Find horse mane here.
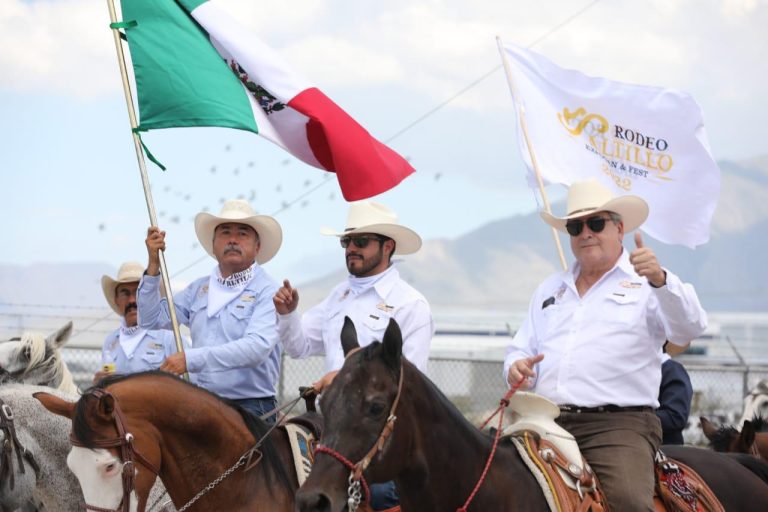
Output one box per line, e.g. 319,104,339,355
20,331,78,395
750,414,768,432
73,371,292,494
708,424,740,452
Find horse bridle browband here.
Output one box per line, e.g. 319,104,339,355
0,398,40,491
314,359,405,511
69,388,160,512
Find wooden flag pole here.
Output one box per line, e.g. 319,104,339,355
496,36,568,271
107,0,188,377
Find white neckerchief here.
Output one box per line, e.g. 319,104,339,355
119,320,146,358
207,263,256,317
347,264,394,297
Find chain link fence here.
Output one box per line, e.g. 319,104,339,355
60,347,768,446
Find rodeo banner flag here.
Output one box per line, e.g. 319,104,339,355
119,0,414,201
501,42,720,248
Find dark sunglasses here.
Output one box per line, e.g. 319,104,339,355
565,216,614,237
339,235,384,249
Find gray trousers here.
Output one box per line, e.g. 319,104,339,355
556,410,662,512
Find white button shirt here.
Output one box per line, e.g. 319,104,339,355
503,249,707,408
278,266,434,373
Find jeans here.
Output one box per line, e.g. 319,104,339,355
233,396,278,425
369,481,399,510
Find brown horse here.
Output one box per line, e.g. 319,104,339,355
34,371,304,512
701,415,768,460
296,318,768,512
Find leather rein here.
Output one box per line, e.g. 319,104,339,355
69,388,160,512
0,398,40,491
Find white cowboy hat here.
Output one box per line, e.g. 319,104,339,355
194,200,282,264
101,261,144,315
540,179,649,233
320,201,422,255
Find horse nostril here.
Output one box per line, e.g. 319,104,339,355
297,492,333,512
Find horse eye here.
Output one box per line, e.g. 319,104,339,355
368,402,385,418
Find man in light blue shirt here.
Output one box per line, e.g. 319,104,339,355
138,200,283,421
94,261,180,384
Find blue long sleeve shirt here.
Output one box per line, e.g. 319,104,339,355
137,268,281,400
656,357,693,445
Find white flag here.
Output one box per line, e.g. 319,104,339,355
502,42,720,248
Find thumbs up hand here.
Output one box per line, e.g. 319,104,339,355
629,232,666,287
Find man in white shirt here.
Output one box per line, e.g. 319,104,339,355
273,201,434,511
504,180,707,512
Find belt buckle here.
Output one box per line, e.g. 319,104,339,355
1,403,13,420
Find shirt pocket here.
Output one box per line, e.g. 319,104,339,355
230,301,256,321
140,350,165,366
362,311,392,342
605,293,641,325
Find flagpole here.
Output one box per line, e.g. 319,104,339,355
496,37,568,271
106,0,188,377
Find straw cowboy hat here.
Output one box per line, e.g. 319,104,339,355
540,179,649,233
101,261,144,315
194,200,282,264
320,201,422,255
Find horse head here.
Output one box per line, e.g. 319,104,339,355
0,321,77,393
701,414,768,461
34,376,162,512
297,316,410,512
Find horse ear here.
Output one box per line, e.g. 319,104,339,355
381,318,403,370
34,392,76,419
700,417,718,440
740,420,756,451
46,321,74,350
340,317,360,356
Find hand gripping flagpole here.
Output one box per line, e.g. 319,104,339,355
496,37,568,271
106,0,188,379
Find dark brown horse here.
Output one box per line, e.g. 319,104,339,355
297,318,768,512
35,371,305,512
701,415,768,460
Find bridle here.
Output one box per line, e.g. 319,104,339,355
0,398,40,491
314,358,405,512
69,388,160,512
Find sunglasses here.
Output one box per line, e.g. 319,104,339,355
565,216,614,237
339,235,384,249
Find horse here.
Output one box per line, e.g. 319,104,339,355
740,379,768,427
0,384,174,512
296,317,768,511
701,414,768,460
0,322,78,394
35,371,307,512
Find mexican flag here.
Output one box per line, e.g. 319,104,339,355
119,0,414,201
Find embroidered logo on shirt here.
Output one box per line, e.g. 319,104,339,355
198,284,209,297
149,342,163,350
240,294,256,302
619,280,643,289
376,302,394,313
109,339,119,351
339,289,350,301
555,284,567,300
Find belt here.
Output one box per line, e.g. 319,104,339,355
559,404,653,414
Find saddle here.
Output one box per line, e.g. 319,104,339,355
282,411,323,486
503,392,606,512
502,392,724,512
0,398,39,491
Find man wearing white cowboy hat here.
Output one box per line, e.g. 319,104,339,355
504,179,707,511
138,199,284,421
274,200,434,510
94,261,181,383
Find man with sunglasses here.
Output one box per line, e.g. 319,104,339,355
274,201,434,511
504,179,707,512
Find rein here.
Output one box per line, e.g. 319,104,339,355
0,398,40,491
70,388,159,512
315,359,405,512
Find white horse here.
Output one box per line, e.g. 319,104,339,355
740,378,768,427
0,385,174,512
0,322,78,394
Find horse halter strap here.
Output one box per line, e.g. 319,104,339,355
69,388,160,512
0,398,40,491
315,362,405,507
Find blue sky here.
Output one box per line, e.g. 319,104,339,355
2,0,766,287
